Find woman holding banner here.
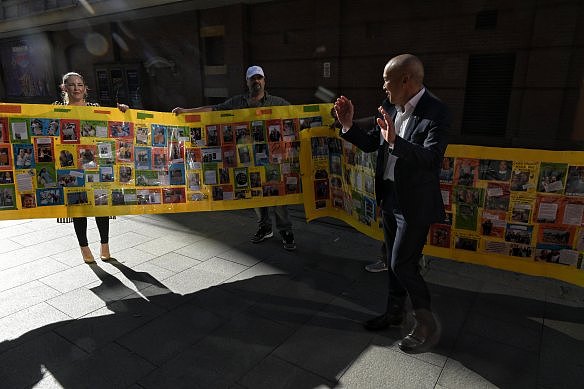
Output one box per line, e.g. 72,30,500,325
54,72,129,263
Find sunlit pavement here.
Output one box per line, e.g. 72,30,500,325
0,206,582,388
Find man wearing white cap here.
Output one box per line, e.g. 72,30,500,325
173,66,296,250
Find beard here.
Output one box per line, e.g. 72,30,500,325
250,83,263,96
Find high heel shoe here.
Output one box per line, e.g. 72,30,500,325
100,243,112,261
81,246,95,264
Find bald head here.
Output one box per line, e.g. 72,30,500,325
382,54,425,106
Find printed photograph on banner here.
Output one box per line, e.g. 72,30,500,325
440,184,452,211
116,140,134,163
284,141,300,162
479,159,512,182
311,137,329,158
187,171,201,191
30,118,50,136
57,169,85,187
314,179,329,201
249,169,262,188
300,116,323,130
80,120,106,138
538,224,575,247
78,145,97,169
0,144,13,170
265,164,281,183
364,174,374,196
151,124,167,147
212,185,224,201
221,124,234,145
34,137,54,163
137,189,161,204
206,125,219,146
331,189,344,210
565,166,584,196
480,210,506,238
203,163,218,185
20,192,36,208
66,190,89,205
354,148,376,171
118,165,133,184
263,182,283,197
0,118,8,141
285,173,300,194
0,171,13,184
112,188,137,205
10,118,29,142
218,168,230,185
109,121,133,139
505,223,533,245
439,157,454,183
169,142,184,163
510,201,533,224
0,185,16,209
234,123,251,144
135,125,149,145
330,175,342,190
189,127,203,146
454,233,479,251
510,161,537,191
36,187,63,206
561,199,584,225
535,195,561,223
429,224,451,248
201,147,222,163
537,162,568,194
170,164,185,185
152,147,168,170
453,158,479,187
330,153,342,176
190,191,208,201
251,120,266,143
222,185,234,200
237,144,251,166
266,119,282,142
282,160,300,175
85,170,100,184
235,189,249,200
364,196,375,224
329,138,342,155
15,169,34,192
163,187,185,204
535,244,577,266
508,243,534,259
136,170,161,186
454,186,484,207
60,119,80,144
13,144,34,169
96,141,114,165
343,140,356,165
135,147,152,170
483,240,508,255
253,143,269,166
36,163,56,188
99,166,114,182
282,118,299,141
185,148,202,170
455,203,478,231
158,171,170,186
222,145,237,168
93,189,109,205
268,142,283,164
575,228,584,251
484,182,510,211
168,126,187,143
443,211,453,225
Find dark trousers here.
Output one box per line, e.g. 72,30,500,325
382,209,432,312
73,217,109,247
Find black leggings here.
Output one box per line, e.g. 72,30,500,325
73,217,109,247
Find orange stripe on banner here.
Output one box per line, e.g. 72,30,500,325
185,115,201,123
256,109,272,115
94,110,111,115
0,105,22,113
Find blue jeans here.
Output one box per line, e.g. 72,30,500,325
255,206,292,233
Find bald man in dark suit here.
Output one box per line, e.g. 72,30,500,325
334,54,450,353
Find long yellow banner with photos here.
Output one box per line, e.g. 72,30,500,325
301,126,584,286
1,103,583,286
0,103,332,220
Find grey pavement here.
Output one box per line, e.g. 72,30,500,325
0,205,582,388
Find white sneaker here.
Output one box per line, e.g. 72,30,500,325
365,260,388,272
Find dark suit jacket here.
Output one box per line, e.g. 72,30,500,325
340,89,450,225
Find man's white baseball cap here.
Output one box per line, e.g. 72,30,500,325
246,65,265,79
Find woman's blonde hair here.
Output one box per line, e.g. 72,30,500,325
60,72,87,104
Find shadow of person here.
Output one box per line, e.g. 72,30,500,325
0,267,581,388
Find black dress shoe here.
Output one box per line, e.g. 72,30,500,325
363,312,404,331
